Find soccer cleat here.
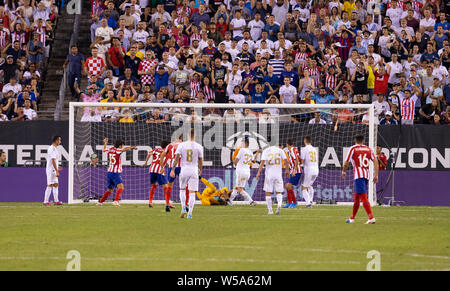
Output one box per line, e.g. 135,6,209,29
148,203,153,208
53,201,63,205
112,201,120,206
187,214,192,219
289,202,298,208
365,218,376,224
96,202,103,206
169,204,176,209
275,207,281,215
249,201,256,206
305,204,312,209
180,211,187,218
282,203,291,208
346,218,355,223
43,202,51,206
268,210,274,215
165,205,170,212
227,200,233,206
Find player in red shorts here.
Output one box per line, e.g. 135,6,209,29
342,134,379,224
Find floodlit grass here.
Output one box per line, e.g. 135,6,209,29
0,203,449,271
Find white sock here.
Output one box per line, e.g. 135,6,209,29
276,194,282,208
44,187,52,203
52,187,59,202
241,190,253,202
230,189,238,201
188,192,195,216
180,189,186,212
302,189,310,204
266,196,272,212
308,187,314,205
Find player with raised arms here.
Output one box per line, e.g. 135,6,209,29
342,134,378,224
300,135,319,208
143,140,170,210
283,139,302,208
229,138,259,206
43,135,63,206
98,138,137,206
256,144,288,215
171,128,203,219
160,135,183,210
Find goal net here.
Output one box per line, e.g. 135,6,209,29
69,103,377,205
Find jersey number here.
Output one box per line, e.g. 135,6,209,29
109,154,116,165
309,151,317,162
267,153,281,165
358,154,370,167
243,154,252,165
186,149,193,162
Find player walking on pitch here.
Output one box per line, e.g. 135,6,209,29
300,136,319,208
43,136,63,206
283,139,302,208
256,145,288,215
342,134,378,224
171,129,203,219
143,140,170,210
229,138,259,206
160,135,183,210
98,138,137,206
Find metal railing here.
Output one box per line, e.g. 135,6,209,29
54,6,81,121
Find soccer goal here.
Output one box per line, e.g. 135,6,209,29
68,102,377,206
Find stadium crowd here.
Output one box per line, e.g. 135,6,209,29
39,1,450,124
0,0,59,121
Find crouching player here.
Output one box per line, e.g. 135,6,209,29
143,140,170,210
196,176,232,206
342,134,378,224
283,139,302,208
229,138,259,205
98,138,137,206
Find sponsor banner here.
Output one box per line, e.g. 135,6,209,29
1,167,449,206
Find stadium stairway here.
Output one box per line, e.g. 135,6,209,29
38,1,92,120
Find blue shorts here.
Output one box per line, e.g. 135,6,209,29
354,178,369,194
167,167,181,183
150,172,168,185
288,173,302,186
107,172,123,189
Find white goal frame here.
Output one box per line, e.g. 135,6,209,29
68,102,376,206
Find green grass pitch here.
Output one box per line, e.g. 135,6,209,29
0,203,449,271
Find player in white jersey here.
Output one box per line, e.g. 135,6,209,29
300,136,319,208
43,136,62,205
171,129,203,219
229,138,260,205
256,145,288,215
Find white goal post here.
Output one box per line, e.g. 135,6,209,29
69,102,376,206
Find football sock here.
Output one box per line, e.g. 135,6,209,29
99,190,112,203
114,188,123,201
149,184,157,203
289,189,297,203
185,187,189,206
276,194,282,208
302,189,309,204
308,187,314,205
360,193,374,219
286,189,292,203
266,196,273,212
167,186,172,203
351,193,360,219
241,190,253,202
164,187,170,205
188,192,195,216
44,187,52,203
230,189,238,201
52,187,59,202
180,189,186,211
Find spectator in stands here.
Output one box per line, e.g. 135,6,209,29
0,150,7,167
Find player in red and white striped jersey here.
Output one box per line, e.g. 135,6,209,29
143,140,170,209
283,139,302,208
161,136,185,210
342,134,379,224
98,138,137,206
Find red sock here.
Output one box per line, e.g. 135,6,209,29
185,186,189,206
290,189,297,203
114,188,123,201
360,193,374,219
286,189,292,203
149,184,157,204
167,186,172,204
164,187,170,205
99,190,112,203
351,193,360,219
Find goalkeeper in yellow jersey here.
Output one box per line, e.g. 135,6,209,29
196,176,232,206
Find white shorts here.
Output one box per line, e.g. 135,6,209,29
302,169,319,187
235,169,250,188
263,174,284,193
46,169,58,185
179,167,199,192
